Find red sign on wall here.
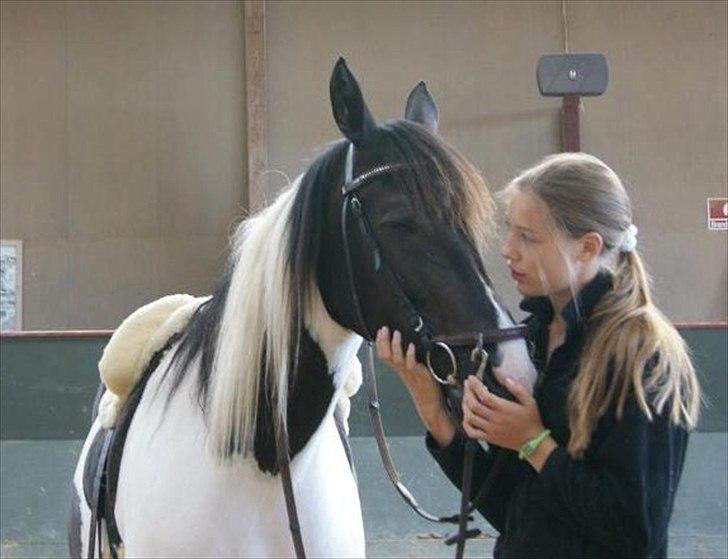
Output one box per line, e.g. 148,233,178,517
707,198,728,231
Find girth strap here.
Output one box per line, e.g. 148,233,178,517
87,429,114,559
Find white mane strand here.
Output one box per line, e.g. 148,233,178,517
207,180,299,460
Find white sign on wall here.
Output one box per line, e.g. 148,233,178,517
0,240,23,331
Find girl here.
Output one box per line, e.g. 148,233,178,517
376,152,700,558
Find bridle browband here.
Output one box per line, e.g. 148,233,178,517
279,142,529,559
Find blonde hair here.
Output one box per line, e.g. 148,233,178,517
506,152,701,459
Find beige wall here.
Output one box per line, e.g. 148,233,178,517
266,0,727,322
1,0,245,329
2,0,726,328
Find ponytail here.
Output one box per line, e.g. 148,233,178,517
567,250,700,458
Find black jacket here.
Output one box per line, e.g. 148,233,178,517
426,272,689,558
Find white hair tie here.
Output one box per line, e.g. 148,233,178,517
620,224,638,252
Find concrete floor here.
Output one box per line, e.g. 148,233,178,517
1,434,726,558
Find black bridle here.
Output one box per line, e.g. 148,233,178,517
279,143,529,559
340,142,526,358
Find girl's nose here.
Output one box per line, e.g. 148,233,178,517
501,233,517,262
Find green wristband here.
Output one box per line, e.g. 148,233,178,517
518,429,551,461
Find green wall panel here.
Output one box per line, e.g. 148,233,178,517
0,337,107,440
1,328,726,440
680,329,728,432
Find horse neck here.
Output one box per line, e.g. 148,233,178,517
252,290,362,473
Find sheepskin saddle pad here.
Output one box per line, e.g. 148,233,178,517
97,294,208,428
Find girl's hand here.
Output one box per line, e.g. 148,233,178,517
375,327,455,447
461,376,544,451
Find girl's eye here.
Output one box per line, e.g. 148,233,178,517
519,230,542,244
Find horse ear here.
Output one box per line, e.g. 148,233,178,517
329,57,377,146
404,82,439,134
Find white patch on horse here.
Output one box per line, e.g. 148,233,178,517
113,346,364,557
483,283,538,392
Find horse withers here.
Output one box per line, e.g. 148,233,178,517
69,58,535,558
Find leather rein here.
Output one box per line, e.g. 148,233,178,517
278,143,528,559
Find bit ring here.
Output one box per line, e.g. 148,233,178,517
426,342,458,385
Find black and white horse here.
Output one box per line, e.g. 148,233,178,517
69,58,534,558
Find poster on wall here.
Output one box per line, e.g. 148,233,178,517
0,240,23,331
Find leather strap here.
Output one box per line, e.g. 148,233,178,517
277,427,306,558
433,325,529,346
456,439,481,558
342,142,530,545
341,196,375,340
342,164,405,196
363,342,464,524
87,428,114,559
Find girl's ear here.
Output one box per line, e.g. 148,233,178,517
578,232,604,262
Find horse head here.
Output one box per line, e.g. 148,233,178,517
290,58,533,390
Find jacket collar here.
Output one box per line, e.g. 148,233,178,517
519,271,613,334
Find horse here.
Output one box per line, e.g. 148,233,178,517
68,57,535,558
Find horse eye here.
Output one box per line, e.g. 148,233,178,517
380,219,417,232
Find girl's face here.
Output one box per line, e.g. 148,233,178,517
501,189,585,301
